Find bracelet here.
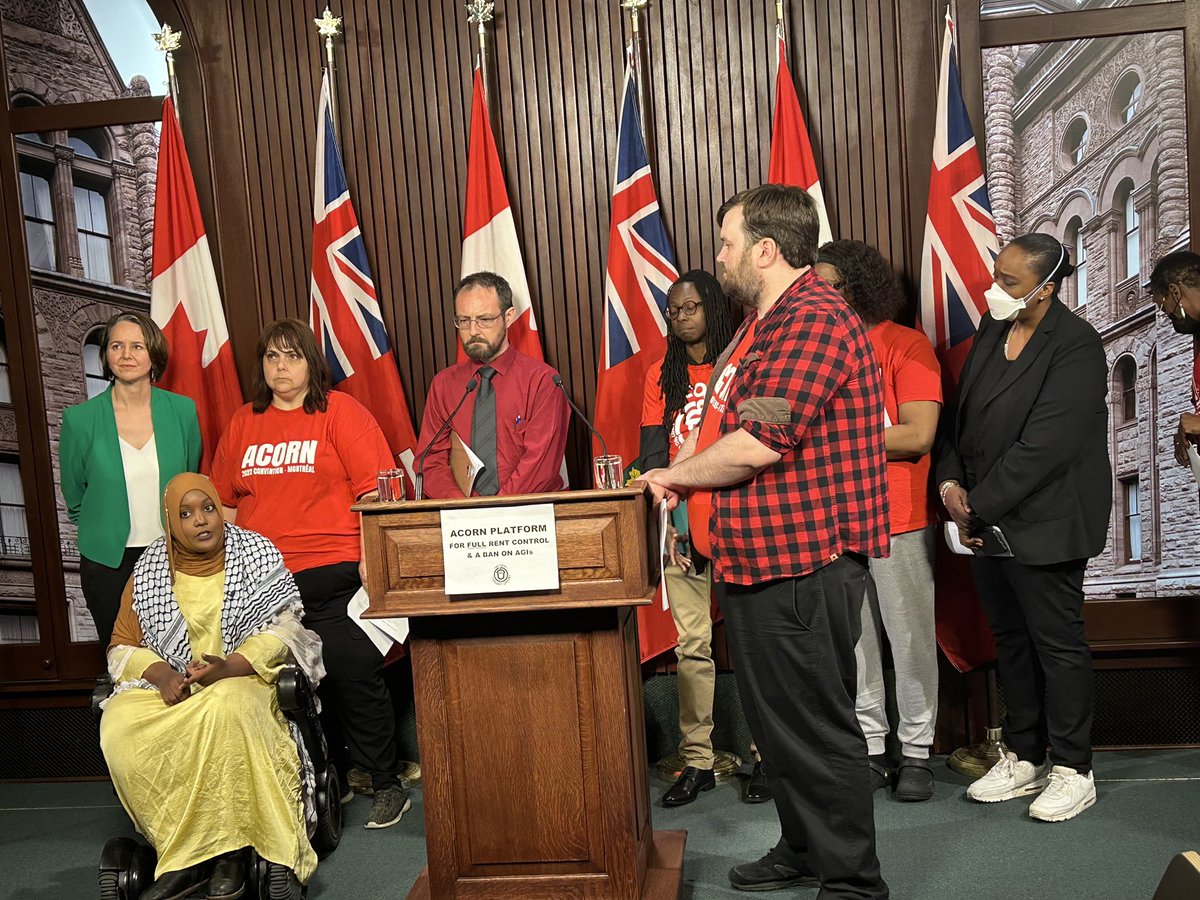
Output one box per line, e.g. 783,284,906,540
938,480,960,504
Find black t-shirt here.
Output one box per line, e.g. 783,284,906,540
961,326,1013,489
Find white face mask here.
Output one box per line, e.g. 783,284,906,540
984,244,1066,322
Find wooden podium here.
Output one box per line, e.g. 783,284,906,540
355,487,685,900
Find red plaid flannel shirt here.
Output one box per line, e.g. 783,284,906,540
711,270,890,584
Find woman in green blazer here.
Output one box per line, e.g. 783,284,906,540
60,312,201,646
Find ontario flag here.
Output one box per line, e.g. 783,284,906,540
597,47,679,662
919,13,998,673
459,66,542,362
768,23,832,246
309,72,420,485
150,96,243,473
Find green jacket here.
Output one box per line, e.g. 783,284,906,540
60,386,202,568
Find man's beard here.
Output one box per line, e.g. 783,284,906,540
463,331,505,361
721,259,763,310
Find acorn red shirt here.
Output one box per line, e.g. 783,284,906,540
870,320,942,534
210,391,393,574
688,322,758,561
641,358,715,461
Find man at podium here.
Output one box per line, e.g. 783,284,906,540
417,271,569,498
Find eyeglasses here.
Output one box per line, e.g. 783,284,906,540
452,313,504,330
665,301,701,320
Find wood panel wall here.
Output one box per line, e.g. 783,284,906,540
156,0,943,482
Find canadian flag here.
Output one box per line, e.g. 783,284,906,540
459,67,542,362
460,68,568,488
768,25,833,246
150,97,243,473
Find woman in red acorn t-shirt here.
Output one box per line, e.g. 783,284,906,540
210,319,409,830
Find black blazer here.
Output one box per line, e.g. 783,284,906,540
935,299,1112,566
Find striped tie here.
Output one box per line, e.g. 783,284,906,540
471,366,499,496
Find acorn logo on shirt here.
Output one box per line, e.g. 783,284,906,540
671,381,709,449
240,440,318,476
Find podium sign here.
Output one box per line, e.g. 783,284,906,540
439,503,560,594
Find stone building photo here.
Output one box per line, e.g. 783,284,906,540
0,0,160,643
982,26,1196,600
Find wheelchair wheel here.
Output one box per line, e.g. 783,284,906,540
98,837,156,900
253,857,304,900
311,762,343,857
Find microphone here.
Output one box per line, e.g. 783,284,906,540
551,374,610,460
414,377,478,500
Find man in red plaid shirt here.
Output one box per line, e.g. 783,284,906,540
642,184,890,899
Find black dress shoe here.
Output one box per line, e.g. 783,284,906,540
662,765,716,806
141,863,209,900
744,760,772,803
206,850,246,899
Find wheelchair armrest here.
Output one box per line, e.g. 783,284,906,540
276,665,305,713
91,675,114,726
276,665,330,772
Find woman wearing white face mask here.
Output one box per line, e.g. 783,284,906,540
934,232,1111,823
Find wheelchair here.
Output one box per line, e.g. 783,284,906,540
93,666,343,900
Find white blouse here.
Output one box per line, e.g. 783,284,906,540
119,435,163,547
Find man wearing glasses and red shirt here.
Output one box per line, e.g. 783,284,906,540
417,271,569,499
640,185,891,900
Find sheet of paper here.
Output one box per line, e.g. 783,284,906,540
440,503,560,595
1188,443,1200,486
943,521,975,556
462,440,485,494
659,503,670,610
346,587,408,653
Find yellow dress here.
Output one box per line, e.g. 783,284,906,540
100,571,317,882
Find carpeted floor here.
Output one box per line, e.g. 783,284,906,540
1,749,1197,899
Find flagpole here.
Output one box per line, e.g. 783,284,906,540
152,24,182,114
314,5,344,130
466,0,496,107
621,0,655,163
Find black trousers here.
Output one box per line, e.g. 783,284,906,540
293,561,401,792
79,546,146,649
717,554,888,900
970,556,1093,773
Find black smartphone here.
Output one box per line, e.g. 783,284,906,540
975,526,1013,558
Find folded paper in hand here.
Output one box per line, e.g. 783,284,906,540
347,587,408,654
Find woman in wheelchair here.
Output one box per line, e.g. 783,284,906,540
100,473,324,900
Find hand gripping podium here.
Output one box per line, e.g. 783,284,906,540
354,487,685,899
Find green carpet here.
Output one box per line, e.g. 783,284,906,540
1,749,1197,899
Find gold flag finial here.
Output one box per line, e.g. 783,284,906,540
314,5,343,40
465,0,495,28
152,23,182,109
152,23,182,54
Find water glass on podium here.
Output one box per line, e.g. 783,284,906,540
593,455,623,490
377,467,406,502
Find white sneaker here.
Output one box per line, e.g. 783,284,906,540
966,751,1049,802
1029,766,1096,822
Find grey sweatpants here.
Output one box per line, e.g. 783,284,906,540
854,526,939,759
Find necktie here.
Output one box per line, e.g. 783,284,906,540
471,366,499,496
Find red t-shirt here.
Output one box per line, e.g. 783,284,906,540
641,358,715,461
689,321,758,560
870,320,942,534
210,391,394,574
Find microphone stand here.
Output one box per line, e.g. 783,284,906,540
415,378,478,500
